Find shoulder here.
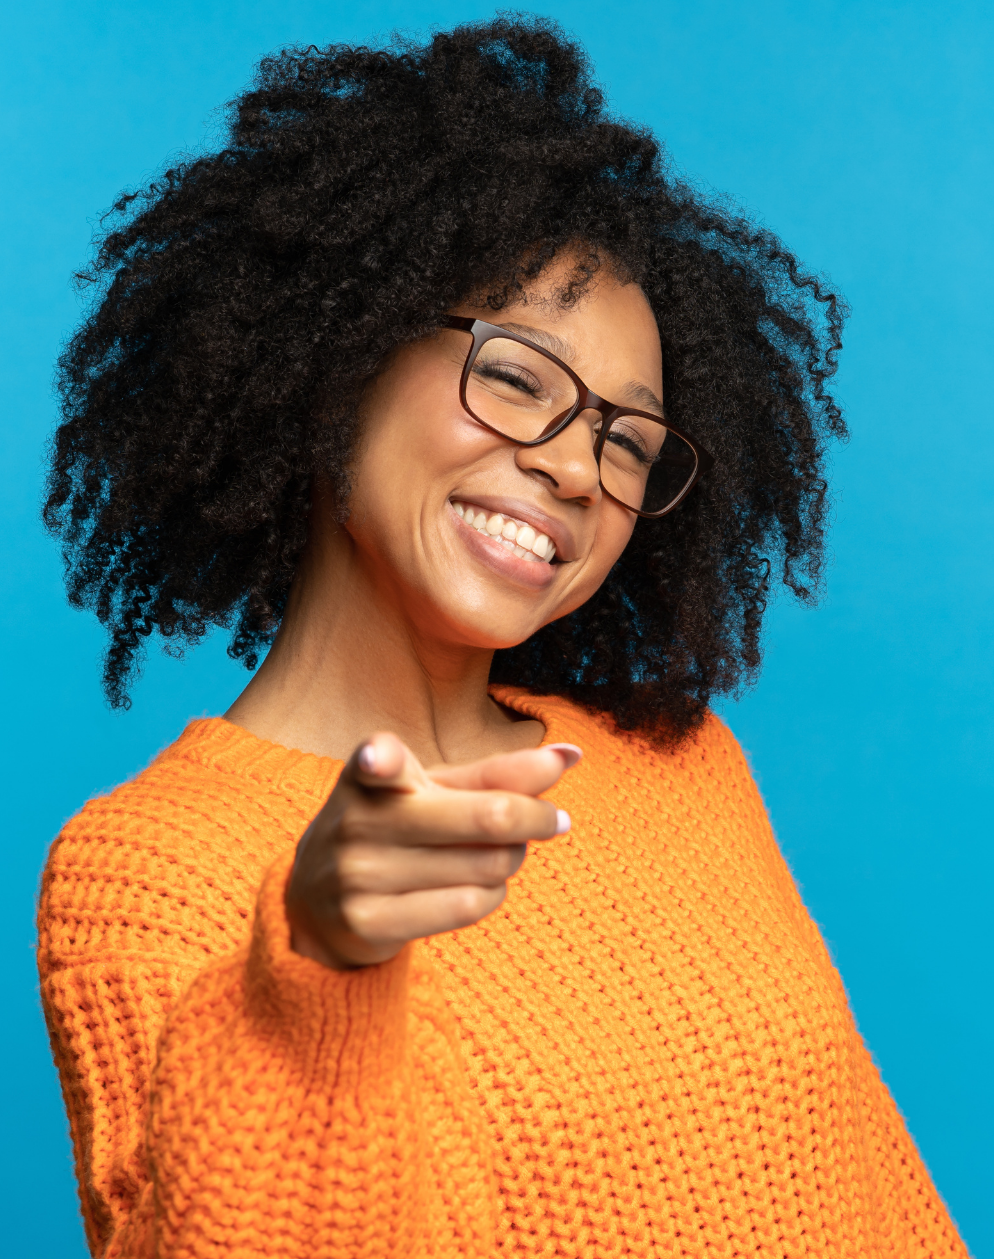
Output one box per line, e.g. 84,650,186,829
494,690,789,897
63,716,338,828
493,685,773,845
42,719,340,906
38,719,340,967
493,684,755,792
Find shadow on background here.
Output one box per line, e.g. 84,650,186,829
3,1,990,1254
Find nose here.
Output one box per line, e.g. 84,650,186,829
513,409,602,503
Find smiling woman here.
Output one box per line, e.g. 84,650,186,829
36,16,967,1259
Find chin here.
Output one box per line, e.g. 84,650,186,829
431,599,544,653
460,621,541,653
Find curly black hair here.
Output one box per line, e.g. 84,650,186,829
46,15,846,742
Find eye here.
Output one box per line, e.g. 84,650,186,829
605,423,653,465
473,359,543,397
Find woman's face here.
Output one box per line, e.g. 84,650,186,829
342,258,663,652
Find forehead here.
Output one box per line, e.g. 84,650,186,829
480,273,663,410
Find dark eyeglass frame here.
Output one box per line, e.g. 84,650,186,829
444,315,714,519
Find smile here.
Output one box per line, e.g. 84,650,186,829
451,501,557,563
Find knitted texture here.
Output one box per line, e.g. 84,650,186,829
37,687,967,1259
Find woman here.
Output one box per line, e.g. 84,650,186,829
39,18,966,1259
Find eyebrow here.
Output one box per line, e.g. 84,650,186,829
497,322,577,363
496,321,664,417
622,380,664,416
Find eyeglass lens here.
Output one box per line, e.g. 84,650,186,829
466,336,698,515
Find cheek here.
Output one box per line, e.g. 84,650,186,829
366,399,494,492
587,503,637,581
553,503,636,622
346,398,499,552
406,404,499,471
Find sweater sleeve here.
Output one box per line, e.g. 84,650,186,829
703,717,968,1257
849,1026,968,1256
38,834,497,1259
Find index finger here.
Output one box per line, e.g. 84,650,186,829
427,743,582,795
356,785,570,847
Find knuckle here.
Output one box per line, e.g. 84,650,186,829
335,844,380,891
450,885,495,927
477,794,517,838
340,895,387,940
335,805,375,847
475,846,514,884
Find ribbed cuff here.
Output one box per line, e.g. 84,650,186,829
245,850,412,1093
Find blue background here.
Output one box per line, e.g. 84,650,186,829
2,2,991,1255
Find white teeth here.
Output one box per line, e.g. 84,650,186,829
450,501,558,563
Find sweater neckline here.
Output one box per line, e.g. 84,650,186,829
165,685,582,800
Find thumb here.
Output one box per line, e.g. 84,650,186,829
347,731,432,794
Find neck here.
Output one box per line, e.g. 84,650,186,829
224,513,542,765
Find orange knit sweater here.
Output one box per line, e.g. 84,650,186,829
38,687,967,1259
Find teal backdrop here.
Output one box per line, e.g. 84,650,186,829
2,2,991,1254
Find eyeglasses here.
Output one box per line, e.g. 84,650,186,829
444,316,713,518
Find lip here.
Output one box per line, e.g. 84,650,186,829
447,494,577,562
448,504,562,589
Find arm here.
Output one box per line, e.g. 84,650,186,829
38,735,572,1258
39,845,496,1259
850,1033,969,1257
703,717,968,1258
150,853,497,1258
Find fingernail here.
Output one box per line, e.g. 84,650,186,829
555,809,572,835
358,743,377,773
547,743,583,769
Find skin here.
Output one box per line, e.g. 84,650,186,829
226,254,664,969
